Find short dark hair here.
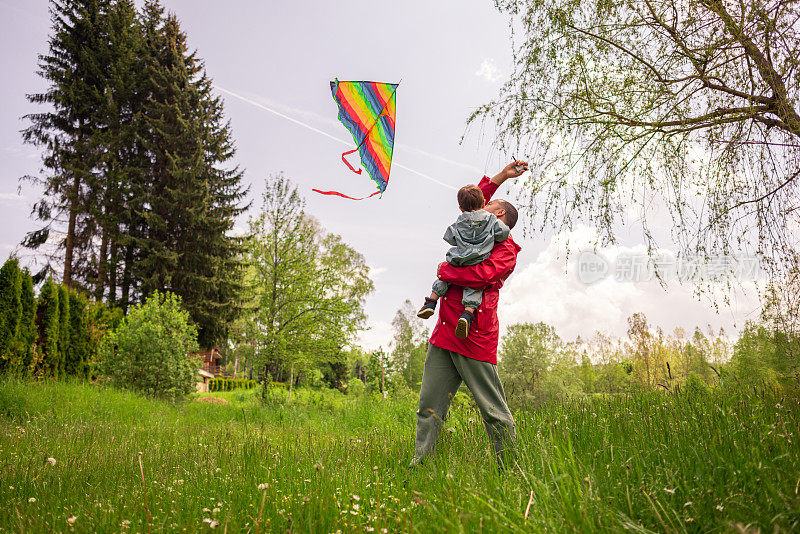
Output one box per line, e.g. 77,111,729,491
491,199,518,229
457,185,485,212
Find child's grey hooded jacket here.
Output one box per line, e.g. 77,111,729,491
443,209,510,267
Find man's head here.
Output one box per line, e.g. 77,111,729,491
457,184,485,212
485,199,518,229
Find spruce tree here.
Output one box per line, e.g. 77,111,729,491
23,0,116,286
35,278,60,377
92,0,146,302
0,258,23,373
135,2,247,347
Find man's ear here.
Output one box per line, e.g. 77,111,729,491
495,208,506,220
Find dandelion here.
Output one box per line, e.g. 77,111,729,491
258,483,268,491
67,515,77,525
46,457,56,466
28,497,36,503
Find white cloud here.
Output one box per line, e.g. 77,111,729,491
357,320,393,352
369,266,388,279
475,58,502,84
499,225,762,341
0,192,25,201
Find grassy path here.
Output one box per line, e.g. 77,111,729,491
0,380,798,532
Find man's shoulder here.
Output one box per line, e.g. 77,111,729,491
493,235,521,253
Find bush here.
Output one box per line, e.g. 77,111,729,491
0,258,22,374
66,291,89,377
16,272,36,375
56,285,70,378
347,377,366,396
34,278,60,377
208,377,257,391
100,292,199,399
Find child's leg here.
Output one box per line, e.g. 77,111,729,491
455,288,483,339
461,287,483,311
431,280,449,298
418,280,450,319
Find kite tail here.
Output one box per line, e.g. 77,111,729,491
311,188,380,200
316,122,383,200
340,148,362,175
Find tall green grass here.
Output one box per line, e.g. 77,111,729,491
0,379,798,532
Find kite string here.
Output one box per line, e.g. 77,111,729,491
214,85,458,191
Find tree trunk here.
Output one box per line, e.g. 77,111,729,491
95,225,109,301
287,363,294,404
108,236,118,304
63,171,80,288
121,241,134,312
380,351,386,398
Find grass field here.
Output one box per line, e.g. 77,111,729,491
0,380,798,533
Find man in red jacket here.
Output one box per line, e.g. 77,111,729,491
412,160,527,468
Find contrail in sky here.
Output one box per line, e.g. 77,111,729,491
214,85,458,191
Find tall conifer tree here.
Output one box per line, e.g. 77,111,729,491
23,0,115,286
135,2,248,347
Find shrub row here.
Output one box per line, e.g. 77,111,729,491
209,378,257,392
0,257,120,379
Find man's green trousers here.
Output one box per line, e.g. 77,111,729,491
414,343,516,465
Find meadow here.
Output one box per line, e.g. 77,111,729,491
0,380,798,533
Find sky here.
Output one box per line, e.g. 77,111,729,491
0,0,763,351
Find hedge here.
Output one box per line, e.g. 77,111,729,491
208,378,257,392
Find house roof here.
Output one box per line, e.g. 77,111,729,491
197,369,215,379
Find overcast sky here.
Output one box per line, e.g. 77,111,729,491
0,0,762,350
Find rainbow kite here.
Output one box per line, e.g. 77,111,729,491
313,79,398,200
